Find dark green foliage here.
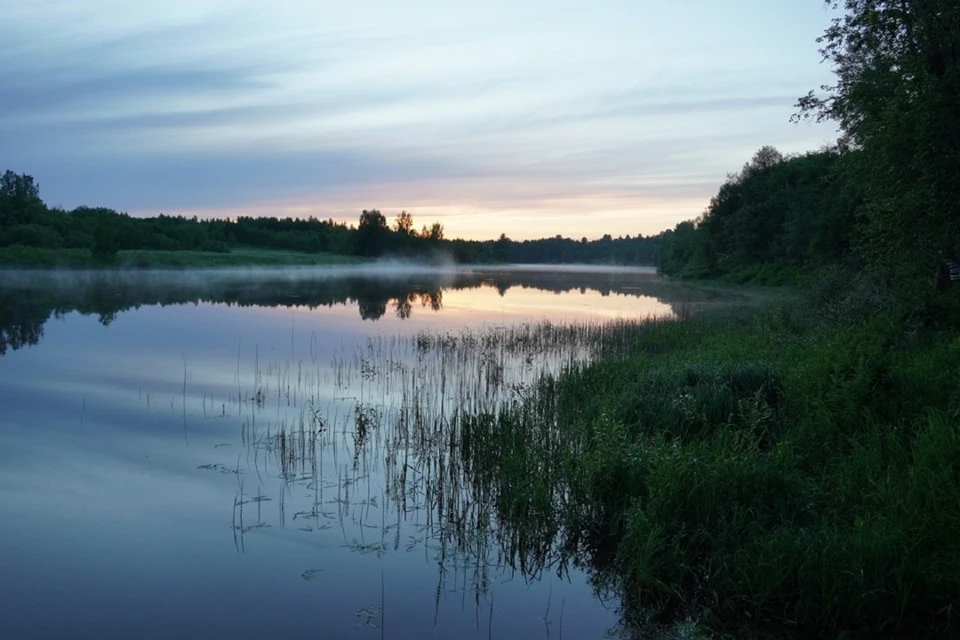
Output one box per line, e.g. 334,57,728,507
463,298,960,638
505,232,660,265
0,171,44,229
796,0,960,290
662,0,960,293
90,215,119,260
659,147,862,282
555,360,783,447
4,223,63,249
355,209,389,256
0,172,662,266
198,239,230,253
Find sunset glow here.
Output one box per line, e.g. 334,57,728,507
3,1,839,240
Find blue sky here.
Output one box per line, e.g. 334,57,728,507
2,0,838,240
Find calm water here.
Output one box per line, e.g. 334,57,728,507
0,265,731,640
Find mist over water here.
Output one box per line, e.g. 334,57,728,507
0,265,735,639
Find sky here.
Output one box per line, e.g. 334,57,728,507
2,1,839,241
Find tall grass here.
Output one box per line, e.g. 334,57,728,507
0,245,365,268
459,302,960,638
206,290,959,638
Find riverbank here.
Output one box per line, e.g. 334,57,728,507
466,285,960,638
0,245,368,269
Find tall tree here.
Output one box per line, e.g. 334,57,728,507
0,171,43,226
424,222,444,242
796,0,960,286
394,211,414,235
91,214,120,260
355,209,389,256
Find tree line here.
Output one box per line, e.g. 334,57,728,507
0,172,660,266
658,145,863,283
660,0,959,298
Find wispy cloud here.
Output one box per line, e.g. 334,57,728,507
1,0,839,239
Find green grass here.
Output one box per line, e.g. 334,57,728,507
0,245,367,268
458,300,960,638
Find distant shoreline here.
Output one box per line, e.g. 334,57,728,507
0,246,369,269
0,245,661,272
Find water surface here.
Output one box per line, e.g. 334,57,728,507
0,265,733,640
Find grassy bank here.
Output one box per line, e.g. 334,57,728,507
0,245,367,268
462,291,960,638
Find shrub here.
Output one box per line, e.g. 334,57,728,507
198,240,231,253
3,223,63,248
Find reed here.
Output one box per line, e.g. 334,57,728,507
192,295,959,638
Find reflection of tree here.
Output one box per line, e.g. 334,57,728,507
394,295,413,320
353,282,443,321
0,318,45,356
0,269,731,354
357,296,387,321
98,311,117,326
0,289,49,355
417,290,443,312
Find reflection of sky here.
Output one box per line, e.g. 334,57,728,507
438,283,673,321
273,278,676,329
0,286,638,638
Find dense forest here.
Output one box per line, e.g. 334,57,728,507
658,145,863,282
0,171,660,266
659,0,959,300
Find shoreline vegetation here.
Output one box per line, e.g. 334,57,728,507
448,284,960,638
0,174,660,268
0,245,369,269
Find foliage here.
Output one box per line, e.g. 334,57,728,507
90,214,120,260
661,1,960,293
659,147,862,281
355,209,389,256
198,239,231,253
394,210,414,235
0,170,661,266
465,298,960,638
0,246,364,270
0,171,43,227
506,232,660,265
796,0,960,289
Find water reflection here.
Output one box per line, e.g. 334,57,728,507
0,265,738,639
224,321,635,637
0,265,729,355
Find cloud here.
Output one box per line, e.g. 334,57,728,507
0,0,840,238
31,146,474,211
1,66,272,119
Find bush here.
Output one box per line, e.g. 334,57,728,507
3,223,63,248
91,218,119,260
145,233,178,251
462,303,960,637
198,240,231,253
